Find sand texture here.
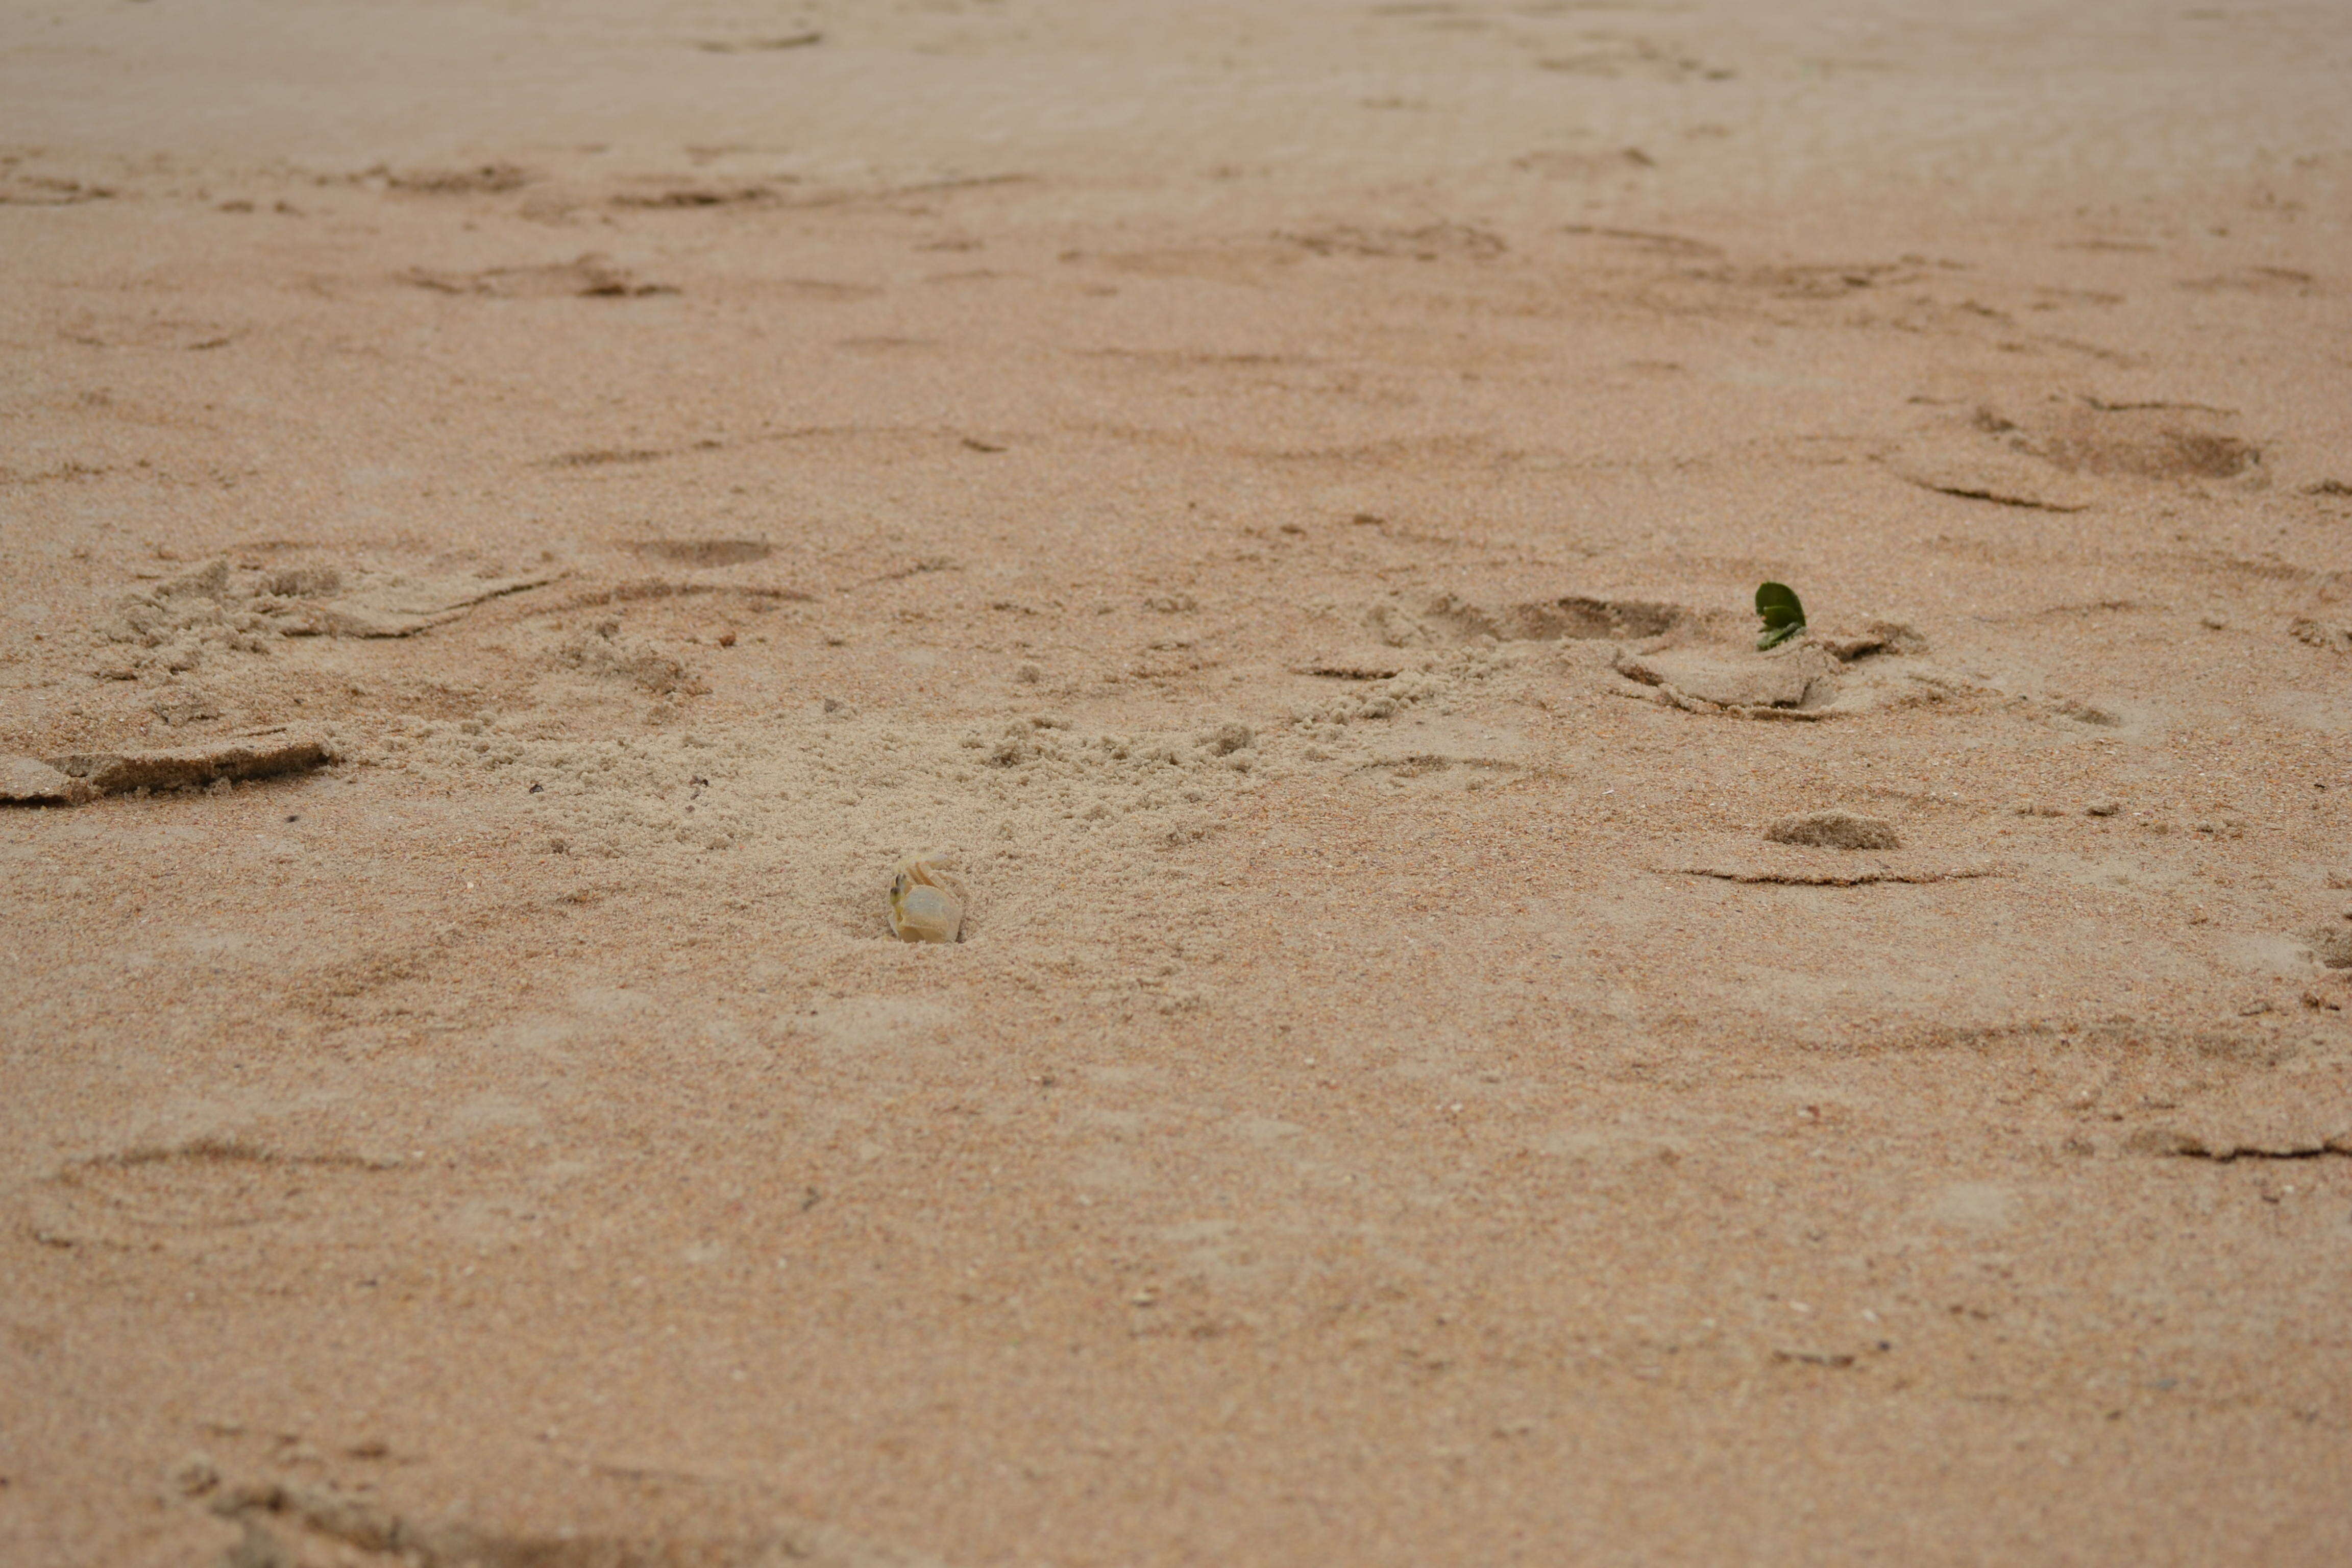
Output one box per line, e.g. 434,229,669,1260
5,1,2352,1563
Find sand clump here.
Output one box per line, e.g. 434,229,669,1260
1614,643,1841,714
1356,589,1933,720
558,620,708,696
3,734,335,803
2,756,90,804
94,559,283,678
1806,618,1930,662
1765,810,1905,850
2290,616,2350,654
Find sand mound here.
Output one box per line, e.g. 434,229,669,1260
1765,810,1905,850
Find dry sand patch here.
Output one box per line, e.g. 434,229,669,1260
5,1,2352,1564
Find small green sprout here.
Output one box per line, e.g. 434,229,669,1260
1755,582,1807,650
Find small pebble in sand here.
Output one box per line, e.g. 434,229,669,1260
1765,810,1903,850
2086,799,2121,817
888,855,965,943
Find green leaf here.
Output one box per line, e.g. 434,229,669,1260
1755,581,1806,651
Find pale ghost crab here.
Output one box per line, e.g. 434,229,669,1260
887,855,965,943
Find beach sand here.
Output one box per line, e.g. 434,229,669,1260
3,2,2350,1561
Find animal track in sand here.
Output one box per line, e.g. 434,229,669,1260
27,1138,405,1256
402,254,676,299
87,558,563,679
1902,397,2264,499
1667,863,2002,887
609,183,790,209
2035,406,2261,481
633,538,774,568
0,174,115,205
1533,35,1734,83
1365,590,1700,648
694,31,824,54
2177,266,2319,298
380,162,536,195
1277,223,1507,262
190,1472,940,1568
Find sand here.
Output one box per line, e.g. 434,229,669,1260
4,1,2351,1562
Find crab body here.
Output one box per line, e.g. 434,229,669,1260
888,856,965,943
